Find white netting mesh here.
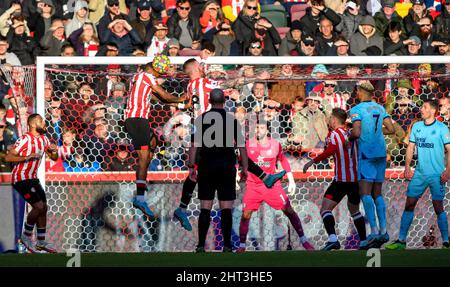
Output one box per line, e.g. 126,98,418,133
4,58,450,252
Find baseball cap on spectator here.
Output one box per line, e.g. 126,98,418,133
167,38,180,49
306,91,323,102
311,64,328,76
324,80,337,86
346,0,357,9
108,64,121,70
396,79,413,90
137,0,152,10
290,20,303,32
383,0,395,8
408,35,421,45
357,81,375,92
111,82,126,92
154,20,168,30
302,34,315,45
108,0,120,6
412,0,424,5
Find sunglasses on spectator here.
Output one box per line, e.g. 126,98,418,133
398,104,409,107
178,6,191,10
324,84,335,88
304,43,315,47
109,3,119,7
420,24,431,27
250,44,262,49
439,104,444,107
246,6,258,10
0,125,5,128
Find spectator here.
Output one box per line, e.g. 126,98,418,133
391,96,420,131
306,64,328,94
374,0,403,37
350,15,384,55
162,38,181,55
316,17,339,56
320,80,348,110
403,0,429,36
405,35,423,56
385,116,407,167
104,141,136,171
0,35,21,65
374,63,400,105
166,0,202,50
105,82,127,137
300,0,341,37
130,0,155,43
28,0,58,42
83,120,116,164
386,79,421,115
65,147,102,172
199,1,224,42
435,0,450,37
6,15,40,65
293,33,317,56
290,91,331,150
384,21,408,55
46,97,65,145
222,0,259,23
333,36,352,56
89,0,127,26
146,21,170,57
65,0,90,38
44,79,54,106
417,16,438,55
337,64,360,104
242,81,267,113
97,0,130,44
206,64,228,80
250,17,281,56
0,1,29,37
438,96,450,127
0,118,15,172
278,20,302,56
247,38,263,56
40,18,67,56
64,82,95,133
212,21,235,56
337,0,364,42
97,42,120,56
232,0,259,55
100,15,142,56
68,22,100,56
96,64,124,100
60,42,76,56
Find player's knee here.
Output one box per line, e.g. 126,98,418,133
432,203,444,214
33,202,46,214
242,211,252,220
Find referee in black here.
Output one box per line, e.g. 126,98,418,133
188,88,249,253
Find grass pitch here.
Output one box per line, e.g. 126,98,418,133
0,249,448,267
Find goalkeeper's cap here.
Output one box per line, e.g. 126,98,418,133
152,54,170,74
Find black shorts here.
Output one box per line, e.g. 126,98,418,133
125,118,155,150
197,165,236,201
13,179,46,204
324,180,360,205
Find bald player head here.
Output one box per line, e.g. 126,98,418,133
209,88,225,107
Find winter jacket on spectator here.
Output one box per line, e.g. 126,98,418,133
350,16,383,55
222,0,258,22
6,28,40,65
97,12,130,44
39,29,67,56
0,51,21,66
100,27,142,56
0,0,14,16
373,10,404,37
299,7,341,37
68,26,100,56
104,152,136,171
212,32,236,56
337,9,364,42
166,12,202,48
232,12,256,55
65,1,92,38
435,5,450,37
251,21,281,56
27,0,57,42
278,31,301,56
130,15,154,45
0,4,31,37
316,32,339,56
403,9,432,36
383,36,408,55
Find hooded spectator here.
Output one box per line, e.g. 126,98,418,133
65,0,91,38
336,0,364,41
435,0,450,37
350,15,384,55
28,0,58,42
278,20,302,56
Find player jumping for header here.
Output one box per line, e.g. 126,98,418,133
6,114,59,253
303,108,367,250
348,81,394,249
386,99,450,250
172,58,286,231
124,56,187,220
237,120,315,252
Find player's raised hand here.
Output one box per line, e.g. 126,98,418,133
440,170,450,183
404,166,413,180
303,159,314,173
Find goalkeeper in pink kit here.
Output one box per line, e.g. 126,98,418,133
237,121,315,252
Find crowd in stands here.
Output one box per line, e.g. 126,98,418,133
0,0,450,173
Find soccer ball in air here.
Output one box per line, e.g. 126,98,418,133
152,54,171,74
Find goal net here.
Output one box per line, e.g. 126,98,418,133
23,56,450,252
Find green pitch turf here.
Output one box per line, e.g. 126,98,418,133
0,250,448,267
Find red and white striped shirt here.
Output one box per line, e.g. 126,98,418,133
11,133,50,184
187,77,220,118
124,71,158,120
313,127,357,182
323,93,348,111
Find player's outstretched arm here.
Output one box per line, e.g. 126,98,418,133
303,144,337,173
404,142,416,180
382,117,395,135
349,121,361,141
153,85,187,104
4,149,38,163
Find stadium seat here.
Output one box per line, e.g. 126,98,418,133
290,3,308,22
290,11,306,22
178,48,202,56
261,10,287,28
276,27,290,39
261,4,286,13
